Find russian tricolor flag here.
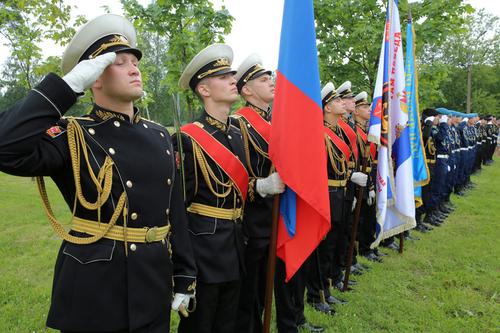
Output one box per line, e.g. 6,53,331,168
269,0,330,281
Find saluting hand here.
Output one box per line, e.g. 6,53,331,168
62,52,117,93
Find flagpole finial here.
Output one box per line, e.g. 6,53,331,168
407,5,412,22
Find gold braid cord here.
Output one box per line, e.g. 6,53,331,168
426,137,436,156
192,140,233,198
325,136,347,176
238,117,270,178
36,118,127,245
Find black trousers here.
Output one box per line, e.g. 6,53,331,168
178,280,241,333
358,200,376,255
306,243,331,303
275,257,309,333
62,312,170,333
235,243,268,333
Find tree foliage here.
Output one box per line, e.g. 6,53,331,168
121,0,234,124
314,0,473,96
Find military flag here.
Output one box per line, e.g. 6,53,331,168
369,0,416,248
269,0,330,281
405,14,429,208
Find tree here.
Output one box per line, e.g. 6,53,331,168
435,10,499,113
121,0,234,123
313,0,473,96
0,0,86,89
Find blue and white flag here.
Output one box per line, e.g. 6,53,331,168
369,0,416,248
405,14,429,208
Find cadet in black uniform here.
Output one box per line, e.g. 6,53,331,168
335,81,368,288
306,82,352,315
353,91,380,259
0,14,197,332
231,53,289,333
417,108,439,232
175,44,283,333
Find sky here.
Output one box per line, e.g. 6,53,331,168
0,0,498,73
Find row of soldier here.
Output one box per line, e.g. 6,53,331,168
0,14,497,333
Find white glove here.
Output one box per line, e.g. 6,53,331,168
172,293,191,316
439,115,448,123
351,197,357,212
447,165,451,172
62,52,116,93
256,172,285,197
350,172,367,187
424,116,435,123
367,190,376,206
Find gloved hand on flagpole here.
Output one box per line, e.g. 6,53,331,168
172,293,192,317
367,190,376,206
350,172,367,187
256,172,285,197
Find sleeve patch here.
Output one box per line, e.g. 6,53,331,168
46,126,64,138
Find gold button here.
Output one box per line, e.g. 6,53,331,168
108,148,115,155
145,227,158,242
166,208,170,215
88,128,95,135
247,124,251,128
167,178,172,185
130,244,137,251
161,239,166,245
166,149,171,155
143,123,148,128
160,132,165,137
228,135,232,139
114,120,120,127
131,212,138,220
126,180,133,188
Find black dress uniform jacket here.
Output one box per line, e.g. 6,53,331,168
174,112,248,284
231,106,274,247
0,74,197,332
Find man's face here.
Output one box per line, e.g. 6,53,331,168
355,104,370,121
434,115,440,125
343,97,355,113
198,73,239,104
96,52,143,102
243,74,275,104
328,97,346,115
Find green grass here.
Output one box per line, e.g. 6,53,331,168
0,162,499,332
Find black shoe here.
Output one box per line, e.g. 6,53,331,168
298,321,325,332
421,223,433,231
405,234,420,241
429,219,442,227
326,295,348,305
309,302,335,316
364,252,383,262
354,262,371,271
334,281,354,292
373,248,388,257
350,265,364,275
386,242,399,251
415,224,429,233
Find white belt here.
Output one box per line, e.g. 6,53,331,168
437,154,449,159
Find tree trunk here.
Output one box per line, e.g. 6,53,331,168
466,64,472,113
